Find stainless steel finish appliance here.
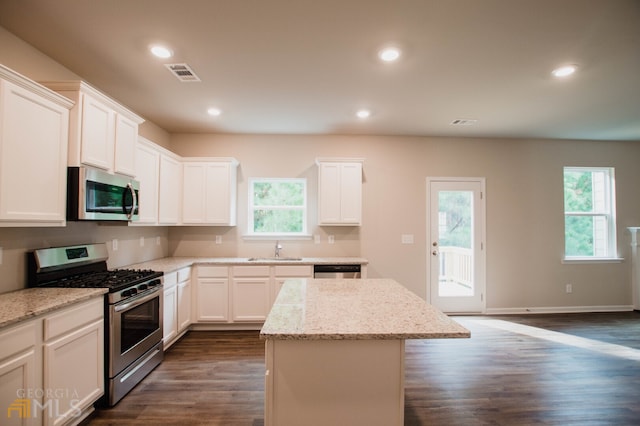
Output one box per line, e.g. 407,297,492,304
313,264,362,278
67,166,139,221
28,243,163,406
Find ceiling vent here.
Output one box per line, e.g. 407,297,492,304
450,119,478,126
164,63,201,82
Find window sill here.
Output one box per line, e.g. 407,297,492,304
562,257,624,264
242,234,313,241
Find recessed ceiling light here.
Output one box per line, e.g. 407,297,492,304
356,109,371,119
552,64,578,78
378,46,401,63
150,45,173,59
207,107,222,117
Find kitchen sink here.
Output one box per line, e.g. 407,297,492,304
248,257,303,261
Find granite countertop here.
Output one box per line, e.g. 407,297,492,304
0,287,107,329
260,278,470,341
124,256,369,274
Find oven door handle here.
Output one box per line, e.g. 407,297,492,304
114,288,160,313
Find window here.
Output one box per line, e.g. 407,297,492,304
563,167,617,259
248,178,307,236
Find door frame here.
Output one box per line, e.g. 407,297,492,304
426,177,487,313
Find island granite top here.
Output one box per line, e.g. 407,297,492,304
0,287,107,329
260,278,470,341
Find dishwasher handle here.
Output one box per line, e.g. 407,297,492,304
313,264,361,274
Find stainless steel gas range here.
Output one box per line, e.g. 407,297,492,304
27,243,164,406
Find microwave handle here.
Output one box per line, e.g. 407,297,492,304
123,183,137,220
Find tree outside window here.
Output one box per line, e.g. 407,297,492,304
248,178,307,235
563,167,617,258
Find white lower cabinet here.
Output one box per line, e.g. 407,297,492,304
42,298,104,426
0,296,104,426
196,266,230,322
193,264,313,327
163,267,192,349
0,321,39,426
232,266,271,322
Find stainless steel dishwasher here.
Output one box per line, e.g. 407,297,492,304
313,264,362,278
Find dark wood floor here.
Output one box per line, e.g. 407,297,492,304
86,312,640,425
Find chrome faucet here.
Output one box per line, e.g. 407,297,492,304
275,240,283,258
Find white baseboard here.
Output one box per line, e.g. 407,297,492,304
485,305,634,315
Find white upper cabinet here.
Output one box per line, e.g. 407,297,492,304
0,65,74,227
182,158,238,226
316,158,364,226
158,151,182,225
133,137,160,225
40,81,144,176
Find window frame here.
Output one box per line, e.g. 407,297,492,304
563,166,619,262
247,177,308,238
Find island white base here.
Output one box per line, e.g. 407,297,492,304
264,339,405,426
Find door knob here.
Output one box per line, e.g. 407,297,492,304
432,250,438,256
432,242,438,247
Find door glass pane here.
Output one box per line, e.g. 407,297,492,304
438,191,473,297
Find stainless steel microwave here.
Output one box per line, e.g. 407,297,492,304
67,166,139,221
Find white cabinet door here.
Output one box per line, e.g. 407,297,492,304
197,278,229,322
43,320,103,426
158,154,182,224
177,279,192,332
42,298,104,426
182,162,206,224
205,162,236,225
133,138,160,225
0,78,70,226
232,278,271,322
80,93,115,171
114,113,138,177
182,159,238,226
0,321,38,426
317,161,362,226
163,284,178,346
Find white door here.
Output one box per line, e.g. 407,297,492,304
428,178,485,313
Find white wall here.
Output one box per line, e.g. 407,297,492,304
169,133,640,311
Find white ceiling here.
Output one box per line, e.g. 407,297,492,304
1,0,639,140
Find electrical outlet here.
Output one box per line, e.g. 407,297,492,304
328,235,335,244
314,235,321,244
112,239,118,251
156,236,161,246
401,234,414,244
139,236,145,247
0,247,3,265
215,235,222,244
566,284,572,293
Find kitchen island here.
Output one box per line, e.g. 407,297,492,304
260,278,470,426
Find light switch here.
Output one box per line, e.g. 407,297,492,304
156,236,161,246
328,235,335,244
215,235,222,244
139,236,145,247
314,235,321,244
112,239,118,251
0,247,3,265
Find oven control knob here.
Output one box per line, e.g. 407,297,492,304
129,288,138,295
121,289,131,298
139,284,148,291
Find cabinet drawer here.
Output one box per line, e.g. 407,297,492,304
0,321,37,360
233,265,270,277
198,265,229,278
44,298,103,341
274,265,313,277
177,267,191,282
164,271,178,288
